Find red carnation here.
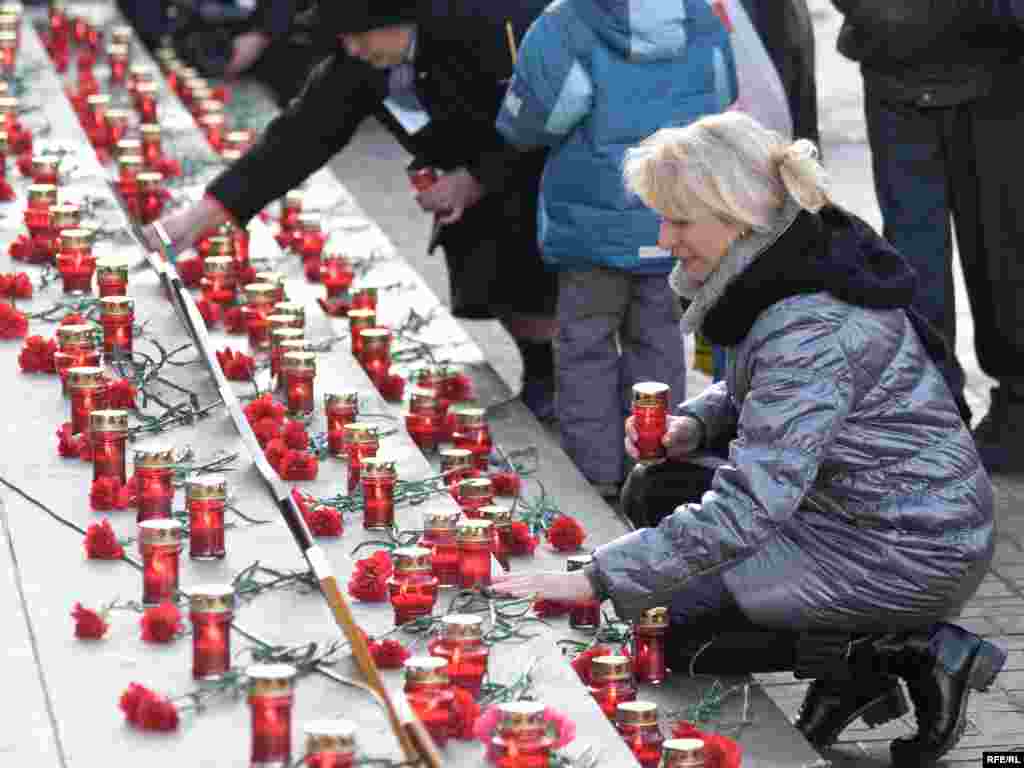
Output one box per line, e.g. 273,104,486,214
216,347,254,381
451,687,481,740
534,599,573,618
546,515,586,552
10,272,32,299
303,256,322,282
490,471,521,496
368,637,410,669
196,298,220,327
318,297,351,317
447,372,475,402
212,84,231,103
224,305,247,334
570,644,629,686
158,156,182,178
72,602,108,639
380,372,405,402
507,521,539,556
9,234,31,261
244,393,286,425
304,503,342,537
279,450,318,481
18,335,57,373
252,416,283,448
264,438,288,470
118,474,138,508
670,722,743,768
347,550,393,602
90,477,122,511
75,433,94,462
57,423,79,457
0,303,28,339
0,178,13,201
84,519,124,559
176,256,203,288
237,265,258,286
120,685,179,732
16,151,32,176
60,313,87,326
282,420,309,450
107,378,137,409
140,602,184,643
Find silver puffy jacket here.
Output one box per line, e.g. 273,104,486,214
593,290,994,631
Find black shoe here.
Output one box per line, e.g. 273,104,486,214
972,386,1024,473
889,623,1006,767
794,677,908,748
519,375,556,423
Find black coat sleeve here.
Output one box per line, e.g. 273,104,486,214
206,52,388,225
247,0,298,41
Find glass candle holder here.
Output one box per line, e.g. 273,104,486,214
351,285,378,312
387,545,439,625
0,30,14,77
117,152,142,200
427,614,489,697
255,271,287,304
452,407,492,472
279,189,303,234
133,446,176,522
321,252,354,297
481,503,516,563
616,702,664,768
347,309,376,359
359,328,391,389
105,108,130,147
293,212,325,259
221,220,250,273
457,477,494,519
324,392,358,456
189,584,234,681
55,324,100,395
244,282,277,351
590,656,637,719
281,351,317,421
268,324,302,377
361,456,397,530
67,366,107,435
420,510,460,588
99,296,134,359
658,739,705,768
440,448,475,495
31,152,59,185
567,554,601,633
303,720,356,768
85,92,110,148
135,81,158,123
201,256,236,306
138,519,182,606
491,701,554,768
25,184,57,250
199,112,225,151
95,255,129,297
248,664,297,768
632,382,670,463
135,171,164,224
406,386,440,453
107,43,129,86
89,409,128,485
457,519,493,589
57,229,96,294
403,657,454,746
633,606,669,685
343,423,379,493
187,474,226,560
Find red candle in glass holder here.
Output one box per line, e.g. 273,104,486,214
84,92,110,148
632,382,670,463
199,112,225,152
281,351,317,422
303,720,357,768
567,554,601,632
49,3,70,48
403,657,455,746
293,212,325,259
659,739,706,768
491,701,554,768
30,153,59,185
139,519,182,606
187,474,227,560
24,184,57,261
67,366,108,436
99,296,134,359
221,220,250,273
0,30,15,77
615,702,664,768
273,301,305,329
255,272,287,305
427,614,489,696
133,446,176,523
243,282,277,352
632,607,669,686
105,108,130,148
136,171,165,224
201,256,237,306
440,448,475,495
589,656,637,719
55,324,100,396
189,584,234,681
457,519,493,589
270,327,305,385
139,123,163,169
279,189,303,235
117,152,142,202
348,309,376,358
321,252,354,297
359,328,391,389
457,477,493,519
95,255,128,297
56,228,97,294
224,128,255,154
406,386,440,453
481,505,514,568
342,423,379,493
420,509,460,588
0,95,28,154
136,81,158,124
452,406,492,472
361,456,397,530
107,42,129,86
324,391,358,456
248,663,297,767
350,285,378,312
387,546,439,625
89,409,128,485
176,67,199,101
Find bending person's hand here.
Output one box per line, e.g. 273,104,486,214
625,414,704,461
415,167,484,225
226,31,271,78
492,570,595,603
141,196,229,256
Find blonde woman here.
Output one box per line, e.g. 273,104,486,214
495,113,1003,766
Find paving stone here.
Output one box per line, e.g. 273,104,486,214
957,598,1024,618
992,615,1024,634
975,579,1017,598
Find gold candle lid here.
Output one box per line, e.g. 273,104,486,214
59,228,93,250
458,478,492,500
590,655,633,682
297,212,321,231
440,613,483,640
179,66,199,80
616,701,659,727
138,518,182,546
96,256,130,279
50,203,81,230
136,171,163,190
221,148,243,164
271,328,304,348
403,656,449,685
186,473,227,500
281,350,316,373
67,366,105,388
199,112,225,128
637,606,669,629
273,301,304,320
32,153,60,173
106,107,130,126
27,183,58,206
456,518,493,542
455,406,486,428
348,308,376,326
206,235,234,257
267,314,300,332
254,271,285,287
342,422,379,444
116,138,142,157
659,739,705,767
566,554,594,572
279,339,313,356
439,448,473,468
422,509,459,532
106,41,129,59
89,409,129,432
392,545,432,572
86,93,110,109
284,189,304,208
633,381,671,407
361,456,396,477
447,402,481,421
133,445,177,469
100,296,134,316
0,95,18,115
0,2,22,16
203,256,234,276
497,701,546,732
109,24,132,44
244,282,277,304
325,391,358,409
0,130,8,154
57,323,96,347
188,583,235,613
129,63,154,81
359,328,390,347
479,504,512,527
118,154,143,172
304,720,356,753
248,663,297,696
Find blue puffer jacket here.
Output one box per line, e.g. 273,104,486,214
497,0,737,273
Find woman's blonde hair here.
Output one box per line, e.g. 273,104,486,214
623,112,829,232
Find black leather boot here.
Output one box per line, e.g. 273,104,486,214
795,676,908,747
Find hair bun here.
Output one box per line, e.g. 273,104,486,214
776,139,828,213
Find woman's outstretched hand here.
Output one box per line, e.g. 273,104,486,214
491,570,595,603
625,414,704,461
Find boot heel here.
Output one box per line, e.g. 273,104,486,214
861,683,909,727
967,641,1007,691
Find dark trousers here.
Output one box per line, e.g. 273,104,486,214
864,62,1024,400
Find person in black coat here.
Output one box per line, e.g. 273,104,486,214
145,0,559,418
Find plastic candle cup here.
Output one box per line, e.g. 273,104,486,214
361,456,397,530
491,701,554,768
419,510,461,588
343,423,379,493
405,386,440,453
55,324,100,396
480,504,514,567
99,296,134,359
135,171,165,224
632,382,671,463
189,584,234,681
133,445,176,523
589,656,637,719
457,477,493,519
633,607,669,686
201,255,237,306
281,351,317,422
616,701,665,768
89,409,128,485
186,474,227,560
567,554,601,633
243,283,277,351
452,406,492,472
248,664,297,768
324,392,358,456
95,255,129,297
440,448,475,495
138,519,182,606
456,519,494,590
403,657,455,746
386,546,439,625
67,366,108,436
658,739,706,768
57,229,97,294
358,328,391,389
303,720,356,768
426,614,489,697
347,309,376,358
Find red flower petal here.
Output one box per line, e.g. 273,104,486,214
507,521,539,556
134,691,179,731
347,550,393,602
224,305,247,334
303,256,322,282
570,644,630,686
264,437,288,470
380,372,405,402
317,296,351,317
282,420,309,450
176,256,204,288
19,335,57,373
244,393,286,425
451,687,481,740
140,602,184,643
304,503,342,537
57,422,78,457
279,450,318,481
0,303,29,339
107,378,137,409
11,272,32,298
196,298,220,327
60,313,87,326
72,602,108,639
368,638,410,669
489,471,521,496
84,519,125,559
90,477,122,511
216,347,254,381
546,515,586,552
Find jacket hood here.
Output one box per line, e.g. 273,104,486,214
574,0,691,61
